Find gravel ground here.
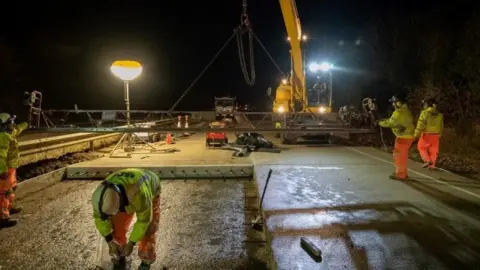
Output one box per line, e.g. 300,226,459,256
0,179,269,270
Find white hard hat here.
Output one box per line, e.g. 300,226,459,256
91,184,120,217
0,113,11,124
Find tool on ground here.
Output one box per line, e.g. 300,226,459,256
300,237,322,263
252,168,273,231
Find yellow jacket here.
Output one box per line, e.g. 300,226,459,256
414,106,443,138
6,122,28,169
93,169,161,243
0,132,12,174
379,104,415,138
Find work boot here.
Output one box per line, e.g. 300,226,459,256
138,262,151,270
422,162,431,168
0,218,18,228
9,206,22,215
112,256,126,270
389,174,407,180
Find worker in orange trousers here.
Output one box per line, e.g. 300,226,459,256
0,113,28,228
91,168,161,270
414,99,443,169
379,95,415,180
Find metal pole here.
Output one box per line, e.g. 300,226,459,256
329,72,333,108
124,81,131,127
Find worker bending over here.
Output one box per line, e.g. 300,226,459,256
414,99,443,169
91,168,161,270
379,95,415,180
0,113,27,228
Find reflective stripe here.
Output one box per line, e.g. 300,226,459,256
131,172,160,196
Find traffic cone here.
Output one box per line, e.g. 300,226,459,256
166,133,172,144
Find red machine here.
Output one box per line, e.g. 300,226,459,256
206,132,228,147
206,121,228,147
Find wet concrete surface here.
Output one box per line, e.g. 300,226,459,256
252,145,480,269
0,179,265,270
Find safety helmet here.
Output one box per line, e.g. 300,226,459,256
91,181,127,220
389,94,407,104
0,113,10,124
422,98,437,107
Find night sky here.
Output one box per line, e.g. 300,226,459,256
0,0,461,115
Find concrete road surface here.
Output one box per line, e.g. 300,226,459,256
2,141,480,269
253,145,480,269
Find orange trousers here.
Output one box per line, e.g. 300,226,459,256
393,138,413,179
112,195,160,264
0,169,17,219
417,133,440,168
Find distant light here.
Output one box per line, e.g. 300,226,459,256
277,106,285,113
287,37,291,41
111,60,143,81
355,39,361,46
309,61,333,72
302,35,307,41
319,62,333,71
318,106,326,113
281,78,288,85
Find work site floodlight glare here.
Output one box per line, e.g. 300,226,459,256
309,62,333,72
111,60,143,81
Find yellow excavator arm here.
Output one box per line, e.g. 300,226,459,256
274,0,306,113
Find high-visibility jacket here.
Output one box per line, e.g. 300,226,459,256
6,122,28,169
379,104,415,138
0,132,12,174
414,106,443,138
93,168,161,243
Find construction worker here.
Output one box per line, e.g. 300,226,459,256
0,113,27,227
414,99,444,169
378,95,415,180
6,114,28,208
91,168,161,270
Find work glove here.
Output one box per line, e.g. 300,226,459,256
121,241,135,257
107,240,121,258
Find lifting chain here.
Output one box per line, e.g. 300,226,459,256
236,0,255,86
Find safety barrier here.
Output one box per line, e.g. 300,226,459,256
18,118,176,166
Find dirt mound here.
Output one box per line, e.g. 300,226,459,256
17,151,102,181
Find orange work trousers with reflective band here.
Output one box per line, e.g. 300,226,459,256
417,133,440,168
0,169,17,219
393,138,413,179
112,195,160,264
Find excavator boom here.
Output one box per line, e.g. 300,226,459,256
276,0,306,112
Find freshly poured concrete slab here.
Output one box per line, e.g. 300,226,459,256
69,133,252,168
252,145,480,269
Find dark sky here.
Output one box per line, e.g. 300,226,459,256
1,0,447,113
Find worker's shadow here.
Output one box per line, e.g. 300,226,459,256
400,177,480,222
265,202,480,269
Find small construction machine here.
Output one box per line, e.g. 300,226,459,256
206,121,228,147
